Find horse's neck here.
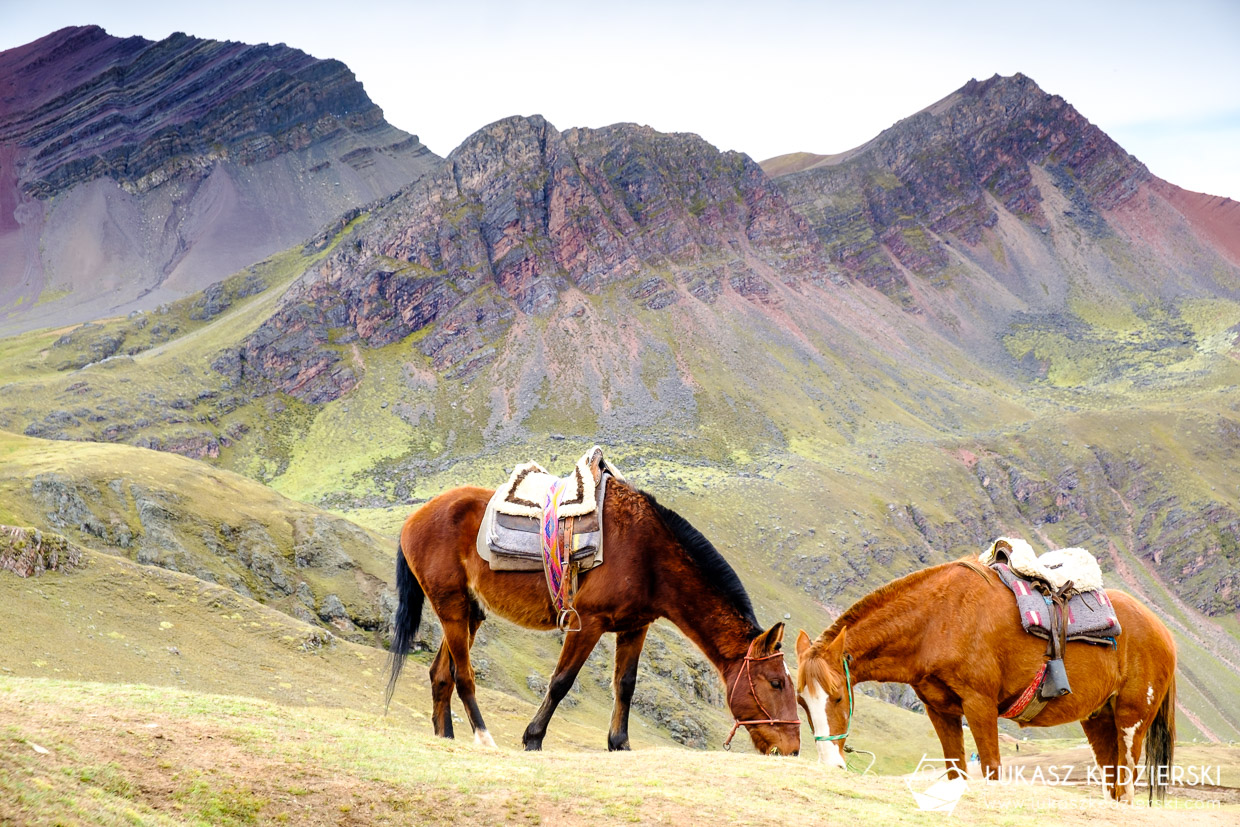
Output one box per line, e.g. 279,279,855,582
659,569,758,674
842,572,947,684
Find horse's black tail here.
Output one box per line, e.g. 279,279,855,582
1146,673,1176,803
385,536,425,713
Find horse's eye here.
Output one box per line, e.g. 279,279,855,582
770,679,784,690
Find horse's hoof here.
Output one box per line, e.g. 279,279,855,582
475,730,497,749
607,736,631,751
523,741,543,752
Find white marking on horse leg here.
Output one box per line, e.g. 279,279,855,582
475,729,497,748
1120,723,1139,803
801,682,847,769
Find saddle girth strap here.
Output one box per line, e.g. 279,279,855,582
1003,581,1077,724
559,517,582,632
1000,662,1049,723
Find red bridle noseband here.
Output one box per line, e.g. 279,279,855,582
721,640,802,750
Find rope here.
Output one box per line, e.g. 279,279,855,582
808,654,876,773
843,745,877,774
814,655,853,742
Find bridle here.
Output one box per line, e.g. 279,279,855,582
721,639,802,750
814,653,854,743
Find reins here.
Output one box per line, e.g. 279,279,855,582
722,639,802,750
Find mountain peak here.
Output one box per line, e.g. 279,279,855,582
767,72,1157,305
0,26,440,335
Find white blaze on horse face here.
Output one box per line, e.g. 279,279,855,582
1146,684,1154,706
801,680,847,768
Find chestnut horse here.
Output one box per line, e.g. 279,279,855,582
794,560,1176,803
385,479,800,755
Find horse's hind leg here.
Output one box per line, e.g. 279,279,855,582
608,625,649,751
523,619,605,751
429,643,455,738
1110,688,1161,804
434,598,495,747
1081,707,1120,800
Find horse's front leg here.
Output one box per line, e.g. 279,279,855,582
523,619,605,751
608,625,649,751
923,704,967,780
961,694,1003,780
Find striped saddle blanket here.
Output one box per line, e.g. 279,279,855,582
989,561,1122,646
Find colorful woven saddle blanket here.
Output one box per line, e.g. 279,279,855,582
982,538,1121,646
476,447,623,573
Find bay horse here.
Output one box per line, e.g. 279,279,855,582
794,559,1176,803
385,479,800,755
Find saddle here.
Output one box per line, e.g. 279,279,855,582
476,447,624,630
981,538,1122,723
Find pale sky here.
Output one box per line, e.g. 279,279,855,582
3,0,1239,200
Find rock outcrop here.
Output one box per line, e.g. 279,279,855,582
1,526,83,577
236,115,833,402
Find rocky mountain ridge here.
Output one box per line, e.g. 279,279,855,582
227,114,834,403
0,25,439,335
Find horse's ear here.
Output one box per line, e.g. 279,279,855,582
754,622,785,655
795,629,812,662
826,627,847,660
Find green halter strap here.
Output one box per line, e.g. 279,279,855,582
814,654,853,742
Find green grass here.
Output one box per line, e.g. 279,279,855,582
4,676,1234,827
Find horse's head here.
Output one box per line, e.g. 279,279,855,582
724,622,801,756
795,627,851,768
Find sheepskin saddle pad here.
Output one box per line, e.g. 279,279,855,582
980,537,1103,594
476,447,624,572
982,537,1121,645
492,445,622,519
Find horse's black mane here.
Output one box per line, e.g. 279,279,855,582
641,490,760,629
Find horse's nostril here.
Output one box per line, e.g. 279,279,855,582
792,750,799,757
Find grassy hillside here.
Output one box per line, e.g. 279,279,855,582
0,429,393,644
0,537,962,764
4,674,1237,826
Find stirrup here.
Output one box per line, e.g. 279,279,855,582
558,607,582,633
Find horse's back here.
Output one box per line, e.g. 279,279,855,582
400,486,493,567
955,561,1175,660
1106,588,1176,661
403,486,492,527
